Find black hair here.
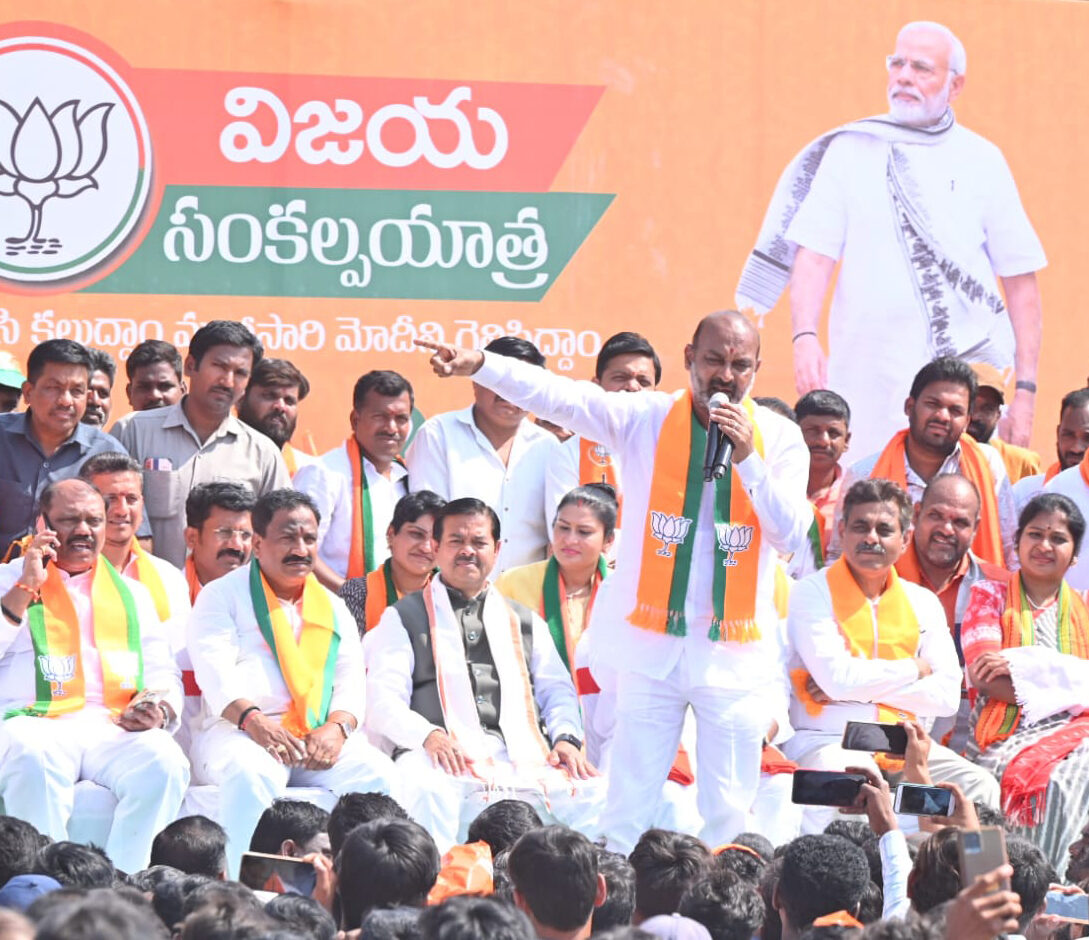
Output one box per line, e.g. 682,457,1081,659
38,477,102,518
777,835,870,929
466,800,544,859
418,894,535,940
754,397,797,423
328,792,410,858
353,370,414,410
1016,491,1086,556
857,881,884,925
433,497,501,543
1006,836,1056,930
508,826,599,933
126,339,183,381
79,452,143,480
554,484,619,541
358,906,423,940
265,893,338,940
180,880,262,921
859,918,940,940
34,841,115,889
252,488,320,537
841,478,913,534
1061,387,1089,416
714,845,767,885
759,856,784,940
336,819,440,929
185,481,256,529
26,339,92,384
0,816,42,888
88,348,117,385
149,815,227,878
629,829,712,919
247,357,311,400
595,331,662,385
35,888,169,940
680,868,766,940
730,832,774,862
179,891,271,940
907,827,961,915
151,873,212,933
187,320,263,367
823,821,871,847
908,356,977,406
795,390,851,425
484,336,545,367
391,491,447,535
249,798,330,855
593,848,636,934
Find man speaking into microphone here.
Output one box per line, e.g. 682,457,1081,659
417,310,811,851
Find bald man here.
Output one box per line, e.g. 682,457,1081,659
418,309,811,852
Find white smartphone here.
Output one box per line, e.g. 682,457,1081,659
893,782,955,817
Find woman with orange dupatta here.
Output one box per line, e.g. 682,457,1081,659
962,492,1089,874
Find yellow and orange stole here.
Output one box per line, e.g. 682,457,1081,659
5,559,143,719
870,430,1003,565
631,390,763,643
249,559,340,737
128,538,171,621
791,559,920,747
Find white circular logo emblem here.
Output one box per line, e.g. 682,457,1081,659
0,35,152,285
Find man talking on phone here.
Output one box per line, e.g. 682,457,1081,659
0,478,189,873
785,478,990,832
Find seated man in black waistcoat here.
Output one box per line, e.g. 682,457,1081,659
364,497,604,850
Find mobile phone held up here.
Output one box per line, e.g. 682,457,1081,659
841,721,909,757
791,770,866,807
893,783,954,817
238,852,317,896
1044,891,1089,924
956,827,1009,891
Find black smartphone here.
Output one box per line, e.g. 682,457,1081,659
238,851,317,896
841,721,909,757
791,769,867,807
893,783,954,817
36,513,56,567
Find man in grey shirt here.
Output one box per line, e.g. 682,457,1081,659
0,339,129,557
114,320,289,566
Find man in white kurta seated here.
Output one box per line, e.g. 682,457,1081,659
0,478,188,873
785,478,968,832
187,488,398,876
365,497,603,852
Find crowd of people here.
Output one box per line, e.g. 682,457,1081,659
1,17,1087,940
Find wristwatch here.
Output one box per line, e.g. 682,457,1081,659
552,733,583,751
336,719,354,740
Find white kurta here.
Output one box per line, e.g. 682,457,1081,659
293,445,408,578
786,126,1046,458
405,407,559,574
1044,466,1089,591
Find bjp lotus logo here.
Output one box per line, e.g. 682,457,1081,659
715,523,754,566
588,444,613,468
38,654,76,695
0,33,152,285
650,511,693,557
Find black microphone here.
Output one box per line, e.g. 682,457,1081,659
704,392,734,482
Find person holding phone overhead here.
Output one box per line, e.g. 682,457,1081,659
962,491,1089,875
0,478,189,874
785,478,994,833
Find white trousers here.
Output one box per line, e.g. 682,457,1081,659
0,711,190,873
598,659,765,853
191,721,399,876
395,741,607,854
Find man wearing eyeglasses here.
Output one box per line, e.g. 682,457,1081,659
738,20,1045,460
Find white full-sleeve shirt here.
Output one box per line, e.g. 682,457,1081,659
786,566,962,734
469,352,812,689
186,564,365,730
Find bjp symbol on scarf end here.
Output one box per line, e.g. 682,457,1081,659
715,524,754,567
38,655,76,695
650,512,693,557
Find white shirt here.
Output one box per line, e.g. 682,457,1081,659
829,439,1018,566
1014,471,1046,515
120,549,192,659
186,564,365,729
0,560,183,720
405,406,559,574
1044,466,1089,590
787,125,1046,458
786,566,961,735
471,352,812,689
363,578,582,751
293,444,408,577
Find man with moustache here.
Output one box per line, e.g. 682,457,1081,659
417,310,810,852
294,371,413,591
830,357,1016,566
0,478,189,872
738,21,1046,457
0,340,129,557
183,482,257,602
187,488,397,875
81,349,116,429
1019,388,1089,509
966,365,1040,484
365,497,600,852
115,321,289,567
785,479,963,832
796,389,852,564
237,358,318,479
